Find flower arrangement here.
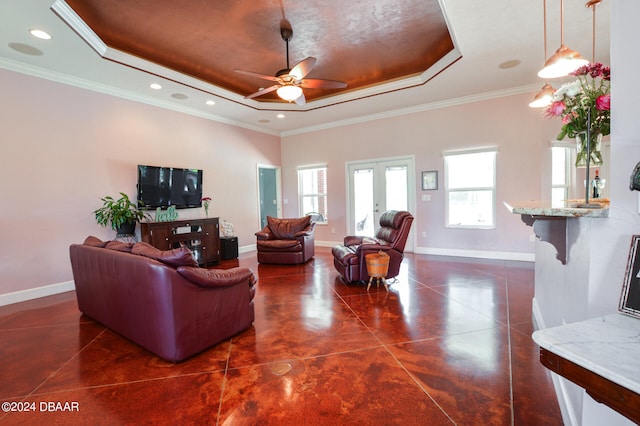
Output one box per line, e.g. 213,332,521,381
545,62,610,166
201,196,211,217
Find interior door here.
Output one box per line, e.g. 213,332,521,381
347,157,414,248
257,165,281,229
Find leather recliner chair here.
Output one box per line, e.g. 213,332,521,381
255,215,316,264
332,210,414,283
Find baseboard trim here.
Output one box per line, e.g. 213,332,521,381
0,281,75,307
0,245,533,307
532,297,579,426
414,246,535,262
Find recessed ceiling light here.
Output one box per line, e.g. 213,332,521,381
149,83,162,90
499,59,521,69
206,100,215,106
29,29,51,40
171,93,188,100
277,114,285,119
259,119,271,123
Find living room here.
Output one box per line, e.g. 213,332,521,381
2,1,640,424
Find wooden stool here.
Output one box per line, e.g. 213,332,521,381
365,251,390,292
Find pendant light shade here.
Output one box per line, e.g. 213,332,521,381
537,45,588,79
529,83,556,108
537,0,588,79
276,85,303,102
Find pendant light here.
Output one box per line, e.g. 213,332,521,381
530,0,555,108
538,0,588,79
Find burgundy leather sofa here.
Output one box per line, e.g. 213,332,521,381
69,237,256,362
332,210,414,283
255,216,315,264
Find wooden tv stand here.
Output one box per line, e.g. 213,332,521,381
140,218,220,267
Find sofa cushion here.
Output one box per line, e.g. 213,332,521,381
132,242,199,268
256,239,302,252
105,241,134,252
267,216,311,239
177,266,255,288
83,235,109,247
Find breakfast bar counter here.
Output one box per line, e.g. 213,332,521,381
504,200,609,264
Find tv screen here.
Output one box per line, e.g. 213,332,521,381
137,165,203,209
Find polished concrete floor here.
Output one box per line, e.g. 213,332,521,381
0,248,561,425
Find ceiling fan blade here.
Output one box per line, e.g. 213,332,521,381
234,69,278,82
301,78,348,89
289,57,317,80
244,85,280,100
293,91,306,106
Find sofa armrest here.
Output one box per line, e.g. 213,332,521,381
355,243,392,256
255,227,273,240
177,266,256,288
294,223,316,238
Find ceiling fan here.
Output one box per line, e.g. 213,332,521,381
234,21,347,105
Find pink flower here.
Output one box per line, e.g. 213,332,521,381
545,101,565,118
596,94,610,111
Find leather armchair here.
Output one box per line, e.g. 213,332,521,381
332,210,414,283
256,216,315,264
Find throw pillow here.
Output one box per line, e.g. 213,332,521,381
267,216,311,239
105,241,134,252
83,236,109,247
132,242,199,268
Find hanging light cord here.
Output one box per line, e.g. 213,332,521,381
587,0,602,63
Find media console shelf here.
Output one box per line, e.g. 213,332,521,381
140,218,220,267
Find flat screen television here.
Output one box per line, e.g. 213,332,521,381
137,165,203,209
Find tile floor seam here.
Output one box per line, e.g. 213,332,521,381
504,274,516,426
381,343,458,425
23,370,220,397
216,338,234,426
19,327,109,400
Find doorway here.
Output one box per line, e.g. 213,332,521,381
257,165,281,229
346,156,415,249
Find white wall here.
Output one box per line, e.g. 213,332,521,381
532,2,640,424
281,92,555,259
0,69,280,303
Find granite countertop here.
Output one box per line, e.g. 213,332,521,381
504,199,609,218
532,314,640,394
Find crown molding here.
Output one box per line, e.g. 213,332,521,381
281,83,541,137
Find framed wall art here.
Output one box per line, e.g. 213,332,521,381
422,170,438,190
619,235,640,319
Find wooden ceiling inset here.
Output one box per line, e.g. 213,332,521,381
65,0,454,103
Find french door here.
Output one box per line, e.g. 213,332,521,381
257,165,281,229
347,157,414,249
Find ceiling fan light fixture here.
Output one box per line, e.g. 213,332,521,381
529,83,556,108
277,85,303,102
537,44,589,79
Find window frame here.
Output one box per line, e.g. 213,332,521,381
297,164,328,224
443,147,497,230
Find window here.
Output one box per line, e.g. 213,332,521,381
444,148,496,229
298,165,328,223
551,146,570,204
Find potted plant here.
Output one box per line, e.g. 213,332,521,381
94,192,150,235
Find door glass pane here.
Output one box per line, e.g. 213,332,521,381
353,168,374,236
385,166,408,211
